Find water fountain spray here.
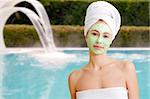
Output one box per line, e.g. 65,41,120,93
0,0,56,52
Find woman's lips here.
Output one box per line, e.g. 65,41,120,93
93,45,104,50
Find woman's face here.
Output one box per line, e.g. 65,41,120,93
86,21,113,55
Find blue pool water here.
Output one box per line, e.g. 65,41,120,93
0,49,149,99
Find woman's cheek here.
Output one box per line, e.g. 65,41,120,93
103,39,112,49
89,36,97,45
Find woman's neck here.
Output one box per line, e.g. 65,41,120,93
88,51,114,70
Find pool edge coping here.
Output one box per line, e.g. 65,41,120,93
0,47,149,54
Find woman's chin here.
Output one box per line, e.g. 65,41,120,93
93,50,106,55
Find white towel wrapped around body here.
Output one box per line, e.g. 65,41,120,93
84,1,121,40
76,87,128,99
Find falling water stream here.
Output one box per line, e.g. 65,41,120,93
0,0,56,52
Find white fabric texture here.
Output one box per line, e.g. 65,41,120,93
84,1,121,40
76,87,128,99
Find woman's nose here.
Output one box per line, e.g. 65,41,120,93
96,36,102,44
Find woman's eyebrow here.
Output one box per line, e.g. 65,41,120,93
103,32,111,35
91,30,99,33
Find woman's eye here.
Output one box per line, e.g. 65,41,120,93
103,35,109,38
92,32,98,36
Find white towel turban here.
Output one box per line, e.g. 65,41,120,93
84,1,121,40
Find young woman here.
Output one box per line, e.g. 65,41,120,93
68,1,139,99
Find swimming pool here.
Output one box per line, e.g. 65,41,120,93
0,48,149,99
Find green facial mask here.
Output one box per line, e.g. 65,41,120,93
86,22,112,55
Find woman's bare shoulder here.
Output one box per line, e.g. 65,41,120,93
119,60,134,67
118,60,136,74
68,68,84,83
112,59,135,71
